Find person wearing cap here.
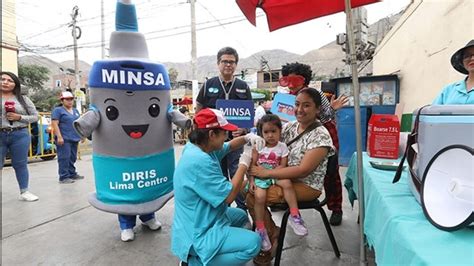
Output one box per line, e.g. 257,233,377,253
172,108,261,266
51,91,84,184
196,47,253,211
1,71,40,202
433,40,474,105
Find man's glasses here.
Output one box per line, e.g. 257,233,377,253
63,98,74,101
220,60,236,65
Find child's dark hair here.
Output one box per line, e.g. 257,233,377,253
256,114,282,136
188,128,224,146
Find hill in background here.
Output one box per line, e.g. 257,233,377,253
19,12,401,88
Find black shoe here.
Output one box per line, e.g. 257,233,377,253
59,178,75,184
71,174,84,180
329,211,343,226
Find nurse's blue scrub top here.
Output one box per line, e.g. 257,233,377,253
171,142,233,265
51,106,81,142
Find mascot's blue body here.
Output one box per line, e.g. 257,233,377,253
74,0,190,215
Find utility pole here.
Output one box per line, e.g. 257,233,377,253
70,6,82,113
344,0,365,265
101,0,106,59
189,0,198,111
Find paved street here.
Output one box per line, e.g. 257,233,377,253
2,144,372,266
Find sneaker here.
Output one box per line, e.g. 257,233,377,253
330,211,343,226
288,215,308,236
179,261,188,266
71,174,84,180
142,218,162,231
255,228,272,252
59,178,75,184
121,229,135,242
18,191,39,202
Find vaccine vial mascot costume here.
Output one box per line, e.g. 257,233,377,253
73,0,190,241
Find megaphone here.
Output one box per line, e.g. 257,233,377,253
421,145,474,231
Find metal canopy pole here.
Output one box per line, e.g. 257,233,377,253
344,0,367,265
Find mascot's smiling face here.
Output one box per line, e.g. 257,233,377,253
90,88,173,157
103,95,160,139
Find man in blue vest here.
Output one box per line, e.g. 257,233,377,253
196,47,252,211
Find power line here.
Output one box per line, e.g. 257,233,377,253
196,1,263,65
20,14,258,54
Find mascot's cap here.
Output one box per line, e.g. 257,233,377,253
88,0,170,91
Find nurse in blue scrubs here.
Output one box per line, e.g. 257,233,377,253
433,40,474,105
51,91,83,184
172,108,260,266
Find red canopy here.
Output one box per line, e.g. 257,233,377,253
236,0,379,31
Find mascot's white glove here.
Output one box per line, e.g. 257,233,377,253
244,133,265,151
238,144,253,168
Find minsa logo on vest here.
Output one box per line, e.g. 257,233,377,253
102,69,165,86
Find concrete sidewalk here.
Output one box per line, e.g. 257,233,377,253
2,144,371,265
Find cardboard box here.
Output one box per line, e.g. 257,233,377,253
367,114,400,159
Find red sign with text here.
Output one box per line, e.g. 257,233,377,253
367,114,400,159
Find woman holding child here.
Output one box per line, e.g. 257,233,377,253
246,88,335,260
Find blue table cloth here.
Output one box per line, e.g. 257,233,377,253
345,152,474,265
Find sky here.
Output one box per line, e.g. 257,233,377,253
14,0,411,65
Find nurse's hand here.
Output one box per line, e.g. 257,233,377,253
232,128,247,137
238,144,252,168
244,133,265,150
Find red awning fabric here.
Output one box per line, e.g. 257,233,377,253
236,0,379,32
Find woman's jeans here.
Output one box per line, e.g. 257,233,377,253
56,140,78,181
118,213,155,230
0,128,31,193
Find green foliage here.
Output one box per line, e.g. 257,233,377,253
18,64,59,112
30,88,62,112
18,64,50,92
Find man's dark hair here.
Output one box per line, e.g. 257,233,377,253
217,47,239,64
281,62,312,86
